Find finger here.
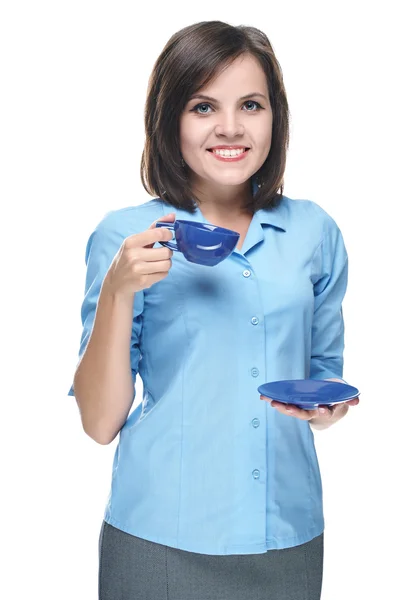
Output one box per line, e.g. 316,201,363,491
329,403,349,419
149,212,176,229
260,396,317,420
137,246,173,262
125,226,174,249
345,397,360,406
317,405,336,418
143,226,174,248
144,271,171,286
138,259,172,275
268,400,317,421
260,395,272,403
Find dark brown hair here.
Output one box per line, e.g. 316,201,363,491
140,21,290,214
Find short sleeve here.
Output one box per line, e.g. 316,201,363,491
68,214,144,397
309,217,348,380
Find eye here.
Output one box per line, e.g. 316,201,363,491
190,100,264,115
191,103,213,115
243,100,262,112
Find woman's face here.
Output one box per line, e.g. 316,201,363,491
179,54,273,192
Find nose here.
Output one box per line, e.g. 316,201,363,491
214,111,245,138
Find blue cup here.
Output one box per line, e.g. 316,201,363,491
155,220,240,266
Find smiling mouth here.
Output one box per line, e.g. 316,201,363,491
207,148,250,157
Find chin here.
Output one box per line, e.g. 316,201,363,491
208,170,252,182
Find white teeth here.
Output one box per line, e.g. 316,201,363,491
212,148,246,157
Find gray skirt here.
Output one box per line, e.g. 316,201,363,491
98,520,323,600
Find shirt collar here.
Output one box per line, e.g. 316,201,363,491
168,178,288,232
255,205,287,231
252,178,287,232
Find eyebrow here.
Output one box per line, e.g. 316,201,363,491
189,92,268,103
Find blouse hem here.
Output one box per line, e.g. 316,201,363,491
103,512,325,556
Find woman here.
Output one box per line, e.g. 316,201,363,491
68,20,359,600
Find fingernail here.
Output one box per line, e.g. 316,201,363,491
285,406,293,412
319,408,327,414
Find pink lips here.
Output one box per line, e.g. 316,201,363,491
207,148,249,162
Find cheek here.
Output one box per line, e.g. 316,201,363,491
180,118,208,151
179,122,190,151
179,117,194,150
255,111,272,143
257,120,273,150
184,116,222,150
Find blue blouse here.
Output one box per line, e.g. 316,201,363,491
68,187,348,555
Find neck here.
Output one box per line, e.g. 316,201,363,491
191,178,253,221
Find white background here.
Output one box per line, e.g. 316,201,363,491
1,1,410,598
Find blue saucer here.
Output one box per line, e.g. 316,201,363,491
258,379,360,410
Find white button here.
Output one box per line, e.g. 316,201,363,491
242,269,251,278
251,368,259,377
251,317,259,325
252,418,260,428
252,469,260,479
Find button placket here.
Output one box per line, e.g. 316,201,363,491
241,261,265,496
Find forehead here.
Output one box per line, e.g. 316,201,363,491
198,54,268,95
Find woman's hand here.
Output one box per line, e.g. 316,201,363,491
104,213,176,298
260,378,360,430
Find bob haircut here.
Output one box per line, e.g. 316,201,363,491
140,21,290,214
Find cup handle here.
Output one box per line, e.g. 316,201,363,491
156,222,179,250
